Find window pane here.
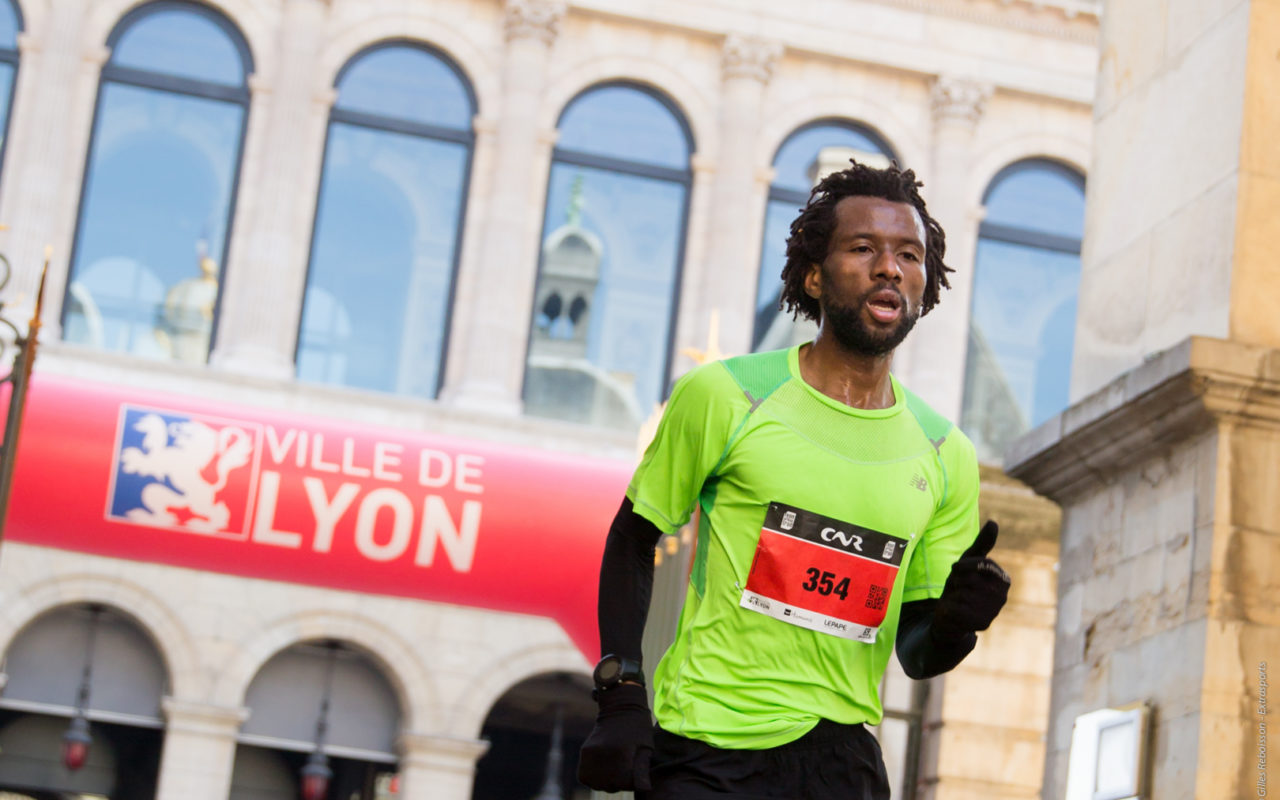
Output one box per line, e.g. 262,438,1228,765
752,197,817,351
336,46,471,129
0,61,15,149
556,86,688,169
983,164,1084,239
524,163,685,427
0,0,18,48
961,238,1080,460
111,8,245,86
64,83,244,360
770,124,888,194
297,123,468,396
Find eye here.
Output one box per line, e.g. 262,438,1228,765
900,251,921,262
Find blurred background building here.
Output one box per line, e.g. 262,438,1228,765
0,1,1101,799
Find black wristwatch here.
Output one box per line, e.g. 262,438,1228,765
592,654,645,697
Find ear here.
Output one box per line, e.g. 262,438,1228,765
803,262,822,300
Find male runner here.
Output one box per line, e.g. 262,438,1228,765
578,161,1011,799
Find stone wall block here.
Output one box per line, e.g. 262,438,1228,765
1149,710,1201,800
1221,527,1280,625
939,670,1049,730
1228,426,1280,534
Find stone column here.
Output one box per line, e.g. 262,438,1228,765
904,76,991,420
441,0,564,415
153,699,249,800
694,34,781,356
397,732,490,800
1007,338,1280,799
210,0,331,379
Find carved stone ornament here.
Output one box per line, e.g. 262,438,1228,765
504,0,567,44
929,75,993,128
721,34,783,83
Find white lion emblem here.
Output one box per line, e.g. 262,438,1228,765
119,413,253,532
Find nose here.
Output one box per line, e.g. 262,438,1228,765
873,248,903,283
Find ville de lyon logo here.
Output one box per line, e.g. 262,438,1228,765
107,405,262,539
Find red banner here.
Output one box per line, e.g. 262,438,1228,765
4,374,632,660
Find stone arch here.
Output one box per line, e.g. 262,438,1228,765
966,132,1090,212
313,12,496,118
757,91,927,176
211,608,435,733
541,55,713,159
450,640,590,739
80,0,271,81
0,571,197,699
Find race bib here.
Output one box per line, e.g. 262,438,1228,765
740,502,909,642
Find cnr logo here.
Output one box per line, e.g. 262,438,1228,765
820,526,863,551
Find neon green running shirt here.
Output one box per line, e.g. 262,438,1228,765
627,345,980,749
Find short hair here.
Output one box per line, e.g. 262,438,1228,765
778,160,952,321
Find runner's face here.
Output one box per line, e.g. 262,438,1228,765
804,196,927,357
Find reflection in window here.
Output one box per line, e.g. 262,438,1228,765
0,0,22,184
522,84,692,429
961,160,1086,461
61,2,251,363
753,121,896,351
296,44,474,397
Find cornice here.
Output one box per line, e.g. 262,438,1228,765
858,0,1100,44
1005,337,1280,504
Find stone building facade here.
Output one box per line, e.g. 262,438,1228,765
1008,1,1280,798
0,1,1098,799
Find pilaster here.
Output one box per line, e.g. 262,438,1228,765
906,75,991,420
211,0,331,379
694,34,781,357
153,698,249,800
397,731,491,800
440,0,565,415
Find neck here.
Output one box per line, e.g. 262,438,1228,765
797,333,896,410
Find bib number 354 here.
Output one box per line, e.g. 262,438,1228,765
801,568,850,600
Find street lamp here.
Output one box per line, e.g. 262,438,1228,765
531,703,565,800
63,603,103,771
301,641,340,800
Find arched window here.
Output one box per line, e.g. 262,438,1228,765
522,83,693,428
753,120,897,352
961,159,1086,461
0,0,23,183
296,42,475,397
61,1,252,363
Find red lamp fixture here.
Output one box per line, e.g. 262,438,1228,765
63,604,104,772
300,749,332,800
299,641,340,800
61,714,92,771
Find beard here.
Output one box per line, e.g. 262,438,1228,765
820,286,920,357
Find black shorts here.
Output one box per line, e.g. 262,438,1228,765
638,719,892,800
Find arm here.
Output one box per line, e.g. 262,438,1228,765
894,598,976,680
598,496,664,661
578,498,663,793
896,521,1010,679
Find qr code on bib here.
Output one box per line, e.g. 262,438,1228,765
865,585,889,610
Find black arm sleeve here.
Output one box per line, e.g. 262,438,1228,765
895,598,978,680
597,497,665,661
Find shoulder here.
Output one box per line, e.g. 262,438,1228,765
716,348,793,401
898,383,977,463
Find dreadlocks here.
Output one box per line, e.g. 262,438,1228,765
779,160,952,322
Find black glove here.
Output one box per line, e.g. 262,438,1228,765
933,521,1010,642
577,683,653,792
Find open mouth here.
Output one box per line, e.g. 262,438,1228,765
865,289,903,323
